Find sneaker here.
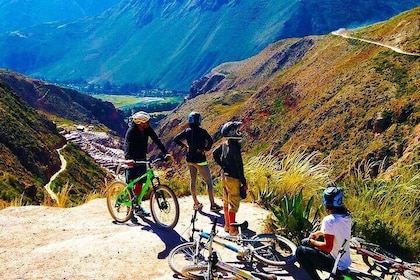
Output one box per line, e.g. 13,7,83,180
210,204,222,212
134,205,150,217
193,202,203,210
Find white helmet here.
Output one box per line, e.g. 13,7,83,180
131,111,150,124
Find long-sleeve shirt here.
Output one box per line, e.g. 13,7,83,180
212,140,247,186
173,127,213,163
124,124,168,160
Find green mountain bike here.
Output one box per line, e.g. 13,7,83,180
106,156,179,230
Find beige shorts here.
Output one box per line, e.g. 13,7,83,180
222,174,240,213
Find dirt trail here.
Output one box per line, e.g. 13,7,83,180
331,28,420,56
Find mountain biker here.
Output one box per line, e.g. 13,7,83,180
172,111,222,212
212,121,247,236
295,186,352,280
124,111,170,217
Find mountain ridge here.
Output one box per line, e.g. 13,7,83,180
0,0,419,90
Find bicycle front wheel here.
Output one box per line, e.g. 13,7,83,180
150,184,180,230
106,181,133,223
251,234,297,266
168,242,207,277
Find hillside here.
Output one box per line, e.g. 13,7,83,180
0,70,128,137
0,85,63,202
0,0,120,33
161,7,420,181
0,0,419,90
0,71,125,206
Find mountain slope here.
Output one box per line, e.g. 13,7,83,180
0,0,120,33
0,70,126,205
0,84,63,201
0,70,128,137
160,7,420,179
0,0,418,90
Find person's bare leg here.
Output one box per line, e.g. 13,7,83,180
188,164,200,205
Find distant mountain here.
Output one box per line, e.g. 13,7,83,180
160,7,420,180
0,0,418,91
0,0,120,33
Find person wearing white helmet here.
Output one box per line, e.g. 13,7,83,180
212,121,247,236
295,186,352,280
124,111,170,217
172,111,222,212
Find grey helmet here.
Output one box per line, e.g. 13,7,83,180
188,111,202,125
221,121,242,140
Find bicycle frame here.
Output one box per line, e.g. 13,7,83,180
351,238,420,279
121,160,160,207
184,217,278,280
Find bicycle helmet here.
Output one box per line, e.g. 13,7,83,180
188,111,202,125
221,121,242,140
131,111,150,124
322,186,344,208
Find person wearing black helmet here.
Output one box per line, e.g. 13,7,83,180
124,111,170,217
295,186,352,280
172,111,222,212
212,121,247,236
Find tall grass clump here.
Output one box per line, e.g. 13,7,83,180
54,183,73,208
244,147,332,208
346,161,420,261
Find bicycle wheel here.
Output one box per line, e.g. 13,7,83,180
106,181,133,223
149,184,180,230
182,263,237,280
251,234,297,266
168,242,207,277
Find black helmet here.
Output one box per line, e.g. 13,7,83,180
322,186,344,208
221,121,242,139
188,111,202,125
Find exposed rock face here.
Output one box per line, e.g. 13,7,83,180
64,130,124,176
189,73,226,98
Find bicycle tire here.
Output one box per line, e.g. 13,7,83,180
251,234,297,266
106,181,133,223
168,242,207,277
181,263,237,280
150,184,180,230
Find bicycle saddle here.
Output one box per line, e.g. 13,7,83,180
230,221,249,231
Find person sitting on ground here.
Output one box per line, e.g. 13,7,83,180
124,111,170,217
295,186,352,280
212,121,248,236
172,111,222,212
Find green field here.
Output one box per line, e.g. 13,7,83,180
94,94,166,108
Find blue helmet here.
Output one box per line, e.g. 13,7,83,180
322,186,344,208
188,111,202,125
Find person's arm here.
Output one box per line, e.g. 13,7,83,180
173,130,188,148
148,127,169,154
203,130,213,151
232,143,247,186
212,145,223,167
309,232,334,253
